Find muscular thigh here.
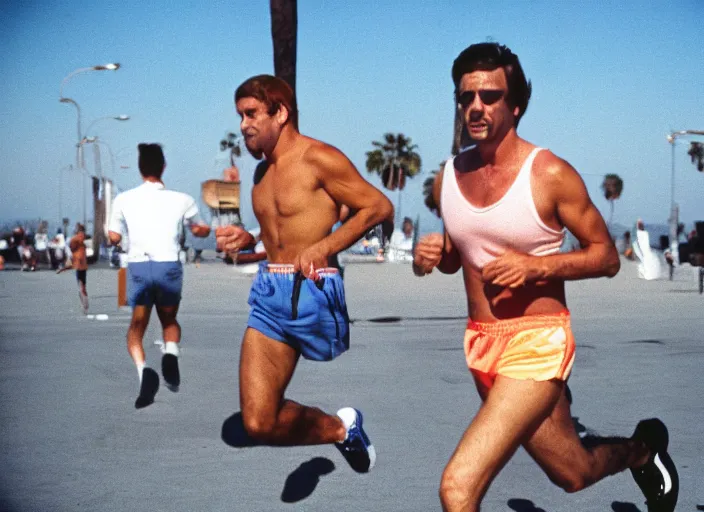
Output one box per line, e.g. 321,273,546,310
447,376,563,486
522,386,588,476
239,327,300,419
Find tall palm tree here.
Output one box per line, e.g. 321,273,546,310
422,161,446,218
269,0,297,126
601,173,624,228
366,133,421,222
366,133,422,190
451,108,472,156
219,132,242,167
688,141,704,172
219,132,242,181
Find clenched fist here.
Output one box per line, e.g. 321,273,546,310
215,225,255,253
413,233,444,276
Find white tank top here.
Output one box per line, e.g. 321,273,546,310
441,147,565,271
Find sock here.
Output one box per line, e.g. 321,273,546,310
136,361,146,382
336,407,357,441
164,341,180,357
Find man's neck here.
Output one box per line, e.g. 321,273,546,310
476,129,520,166
142,177,163,185
267,126,299,163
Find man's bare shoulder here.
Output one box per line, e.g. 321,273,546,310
300,137,352,174
532,149,580,185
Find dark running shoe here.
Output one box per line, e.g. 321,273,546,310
161,353,180,392
630,418,679,512
335,407,376,473
135,368,159,409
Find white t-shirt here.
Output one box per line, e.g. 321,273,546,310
389,230,414,252
34,233,48,251
109,181,201,263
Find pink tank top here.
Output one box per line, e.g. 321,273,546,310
441,147,564,271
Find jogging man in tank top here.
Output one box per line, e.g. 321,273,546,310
215,75,393,472
108,143,211,409
413,42,678,511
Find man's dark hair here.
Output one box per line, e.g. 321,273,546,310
235,75,299,130
76,223,86,233
138,143,165,178
452,42,532,127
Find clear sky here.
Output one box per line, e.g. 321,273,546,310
1,1,703,235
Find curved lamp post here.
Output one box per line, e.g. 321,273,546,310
666,130,704,264
59,63,121,224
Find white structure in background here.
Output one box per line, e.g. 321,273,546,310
386,216,415,264
632,220,664,280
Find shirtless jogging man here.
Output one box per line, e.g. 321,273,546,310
58,223,89,314
215,75,393,472
413,43,678,511
108,143,211,408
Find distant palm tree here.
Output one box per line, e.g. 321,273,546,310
422,161,446,217
219,132,242,181
451,108,472,156
366,133,421,222
601,173,624,227
366,133,422,190
688,141,704,172
219,132,242,167
270,0,298,127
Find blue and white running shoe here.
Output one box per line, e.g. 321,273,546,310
335,407,376,473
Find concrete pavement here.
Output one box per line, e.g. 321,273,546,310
0,258,702,511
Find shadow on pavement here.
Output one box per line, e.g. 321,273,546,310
351,315,466,324
280,457,335,503
221,412,259,448
611,501,641,511
507,498,548,511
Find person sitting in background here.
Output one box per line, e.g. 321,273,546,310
622,231,634,260
389,217,415,252
19,237,37,271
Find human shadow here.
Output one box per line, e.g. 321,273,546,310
280,457,336,503
350,315,466,324
626,339,664,345
507,498,548,511
611,501,641,511
221,412,260,448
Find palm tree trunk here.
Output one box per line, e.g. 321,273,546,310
270,0,298,126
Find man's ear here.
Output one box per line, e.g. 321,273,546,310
513,106,520,117
275,103,289,126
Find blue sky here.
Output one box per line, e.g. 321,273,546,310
1,1,703,235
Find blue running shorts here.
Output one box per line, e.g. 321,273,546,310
247,263,350,361
127,261,183,307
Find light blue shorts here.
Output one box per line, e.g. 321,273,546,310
247,263,350,361
127,261,183,307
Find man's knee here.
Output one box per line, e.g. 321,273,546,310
439,465,481,510
544,465,589,493
241,409,276,442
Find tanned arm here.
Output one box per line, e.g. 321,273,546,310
482,156,619,288
537,160,619,279
309,144,394,256
107,231,122,247
412,167,462,276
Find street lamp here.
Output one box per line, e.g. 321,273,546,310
666,129,704,262
59,63,121,98
59,63,121,224
84,115,130,138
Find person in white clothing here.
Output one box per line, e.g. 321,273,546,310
108,143,210,409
